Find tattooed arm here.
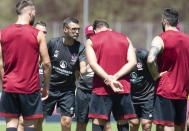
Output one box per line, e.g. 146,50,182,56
147,36,164,81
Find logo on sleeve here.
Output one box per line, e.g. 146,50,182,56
130,72,137,79
60,60,67,69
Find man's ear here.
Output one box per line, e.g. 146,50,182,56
64,27,68,33
163,19,168,26
28,9,33,18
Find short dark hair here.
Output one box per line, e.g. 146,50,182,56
16,0,34,15
34,21,47,27
162,8,179,27
93,19,109,30
63,17,79,29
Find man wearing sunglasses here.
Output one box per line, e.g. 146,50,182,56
43,17,85,131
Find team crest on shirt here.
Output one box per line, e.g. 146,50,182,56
71,53,78,62
130,72,137,79
54,50,59,57
137,62,143,70
60,60,67,69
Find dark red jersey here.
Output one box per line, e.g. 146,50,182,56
90,30,130,95
1,24,40,94
156,30,189,99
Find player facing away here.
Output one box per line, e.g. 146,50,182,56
86,19,137,131
43,17,85,131
129,49,154,131
147,8,189,131
75,24,112,131
18,21,48,131
0,0,51,131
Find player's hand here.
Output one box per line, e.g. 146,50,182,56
109,80,124,93
104,75,123,93
154,71,167,81
41,88,49,101
104,75,116,86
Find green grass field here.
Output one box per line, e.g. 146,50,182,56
0,122,156,131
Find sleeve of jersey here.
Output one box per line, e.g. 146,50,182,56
79,44,87,62
47,39,53,57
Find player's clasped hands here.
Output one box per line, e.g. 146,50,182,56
104,75,124,93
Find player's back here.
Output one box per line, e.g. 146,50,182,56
1,24,40,94
90,30,130,95
157,30,189,99
91,30,129,74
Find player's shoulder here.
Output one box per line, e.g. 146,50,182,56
111,30,128,39
28,24,37,30
25,24,39,34
1,24,15,31
109,30,125,36
180,31,189,38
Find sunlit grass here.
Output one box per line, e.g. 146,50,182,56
0,121,156,131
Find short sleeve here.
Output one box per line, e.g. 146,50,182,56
79,43,87,62
47,39,53,57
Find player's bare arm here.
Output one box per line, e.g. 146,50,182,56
86,39,109,79
86,38,123,92
0,31,4,79
38,31,51,100
147,36,166,81
113,38,137,80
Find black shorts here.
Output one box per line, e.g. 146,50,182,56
153,95,187,127
43,88,75,117
88,93,136,121
133,99,154,120
75,88,91,123
0,90,43,119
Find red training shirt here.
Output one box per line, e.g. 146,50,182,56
1,24,40,94
90,30,130,95
156,30,189,99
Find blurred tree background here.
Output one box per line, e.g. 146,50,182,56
0,0,188,24
0,0,188,43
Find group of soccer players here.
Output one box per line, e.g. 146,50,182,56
0,0,189,131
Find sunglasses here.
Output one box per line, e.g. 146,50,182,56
66,26,80,32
